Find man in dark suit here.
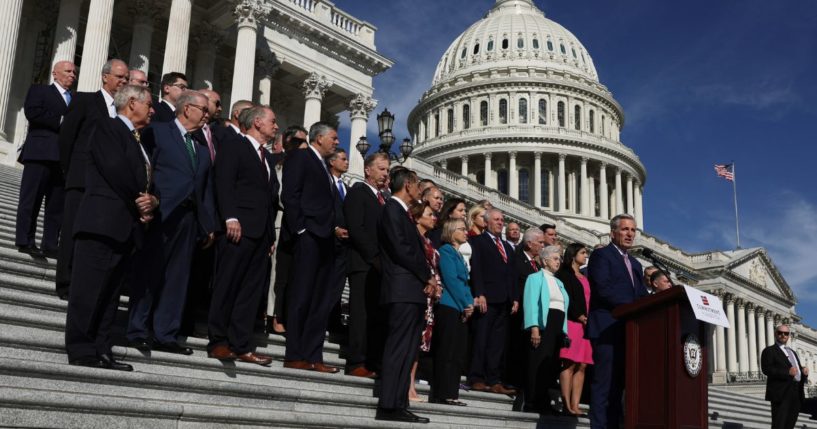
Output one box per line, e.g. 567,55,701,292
587,213,648,429
505,221,521,251
211,99,253,146
207,105,279,366
761,324,809,429
152,72,188,122
281,122,339,373
64,84,158,371
56,58,128,300
127,90,215,354
468,208,518,395
326,148,350,336
15,61,75,258
343,152,390,378
375,168,433,424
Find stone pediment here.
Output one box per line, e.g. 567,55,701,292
726,249,795,302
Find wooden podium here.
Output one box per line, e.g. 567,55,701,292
612,287,709,429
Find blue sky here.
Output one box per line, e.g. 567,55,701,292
334,0,817,325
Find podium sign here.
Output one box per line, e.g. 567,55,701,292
683,286,729,328
613,287,709,429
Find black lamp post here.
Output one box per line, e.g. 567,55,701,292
355,108,413,164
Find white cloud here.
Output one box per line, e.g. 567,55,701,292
692,82,798,110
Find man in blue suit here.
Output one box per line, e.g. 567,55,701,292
587,213,648,429
15,61,75,258
126,90,215,355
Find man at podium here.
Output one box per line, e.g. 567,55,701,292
586,214,648,429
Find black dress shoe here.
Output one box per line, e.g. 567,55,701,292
153,342,194,355
41,247,59,259
69,357,103,368
17,245,42,256
56,288,69,301
375,408,429,423
128,338,151,352
99,354,133,371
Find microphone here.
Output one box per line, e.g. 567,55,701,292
640,248,677,287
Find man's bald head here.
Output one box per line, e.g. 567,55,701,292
51,61,76,90
101,59,128,95
198,88,222,121
128,69,149,87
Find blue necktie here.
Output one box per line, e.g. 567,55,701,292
64,91,71,105
337,180,345,200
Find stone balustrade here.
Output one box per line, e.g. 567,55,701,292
280,0,376,48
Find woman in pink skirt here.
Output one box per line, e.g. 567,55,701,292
555,243,593,416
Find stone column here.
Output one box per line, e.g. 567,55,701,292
614,168,623,216
191,21,224,89
484,153,493,188
580,157,589,215
302,72,332,129
589,176,596,217
76,0,115,91
231,0,266,105
547,168,554,209
747,304,758,373
533,152,542,207
347,94,377,178
766,311,775,348
737,299,748,373
726,295,738,373
51,0,83,67
0,0,24,139
558,154,566,212
461,155,469,177
440,159,448,169
757,307,767,355
128,1,164,74
626,174,634,214
509,151,518,198
716,323,727,373
161,0,193,76
255,50,278,105
634,182,644,228
599,163,609,219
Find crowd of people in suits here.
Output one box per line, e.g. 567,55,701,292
15,59,809,428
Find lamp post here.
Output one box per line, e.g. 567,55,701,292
355,108,413,164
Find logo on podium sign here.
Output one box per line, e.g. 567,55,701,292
683,334,702,377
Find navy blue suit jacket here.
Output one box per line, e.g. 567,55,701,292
281,147,335,239
469,232,517,304
144,121,215,235
59,91,110,189
151,99,175,123
377,198,431,304
586,243,648,340
20,84,70,162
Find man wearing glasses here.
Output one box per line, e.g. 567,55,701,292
761,324,809,429
153,72,188,122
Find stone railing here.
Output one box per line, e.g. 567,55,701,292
279,0,376,48
287,0,316,13
726,372,766,383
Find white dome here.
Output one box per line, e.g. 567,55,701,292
432,0,598,86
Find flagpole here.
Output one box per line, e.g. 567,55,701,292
731,161,741,249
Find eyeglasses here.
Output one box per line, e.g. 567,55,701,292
188,104,209,115
455,227,467,231
171,83,188,90
777,331,791,336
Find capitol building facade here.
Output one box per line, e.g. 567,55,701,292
0,0,814,399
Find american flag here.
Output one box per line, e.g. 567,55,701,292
714,164,734,182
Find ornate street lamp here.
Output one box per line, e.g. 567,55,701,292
355,136,370,159
355,108,412,164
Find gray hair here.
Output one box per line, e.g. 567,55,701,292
113,84,151,112
482,208,502,223
523,227,543,244
101,59,126,75
230,100,254,120
238,105,271,131
610,213,636,231
539,245,562,261
308,121,335,143
174,90,207,113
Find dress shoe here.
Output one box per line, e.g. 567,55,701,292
41,247,59,259
470,381,490,391
311,362,339,373
237,352,272,366
345,366,377,378
99,354,133,372
375,408,430,424
283,360,314,370
430,398,467,406
69,357,103,368
153,342,193,355
56,288,69,301
208,345,237,360
128,338,151,352
489,383,517,395
17,245,42,256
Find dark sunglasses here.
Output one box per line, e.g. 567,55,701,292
777,331,791,336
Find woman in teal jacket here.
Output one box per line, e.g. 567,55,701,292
431,219,474,406
522,245,569,413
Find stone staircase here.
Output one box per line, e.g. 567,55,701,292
0,164,810,428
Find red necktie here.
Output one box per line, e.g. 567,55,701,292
530,259,537,271
258,146,268,180
377,191,385,205
494,236,508,263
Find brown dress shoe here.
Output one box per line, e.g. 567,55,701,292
311,362,339,373
208,345,237,360
283,360,314,370
237,352,272,366
489,384,517,395
345,367,377,378
470,381,490,392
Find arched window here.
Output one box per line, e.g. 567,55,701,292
560,43,566,55
462,104,471,129
572,48,577,58
447,108,454,133
518,98,528,124
533,38,540,49
589,110,595,133
557,101,565,127
434,110,440,137
499,98,508,124
601,115,606,136
538,99,547,124
473,43,480,55
519,169,530,203
547,40,554,51
422,119,428,140
540,170,549,207
498,169,509,194
460,48,467,59
487,38,494,52
502,38,509,50
476,170,485,185
517,37,524,49
480,100,488,126
574,105,581,130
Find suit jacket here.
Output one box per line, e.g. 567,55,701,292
152,99,175,123
344,182,385,273
20,84,70,162
514,248,539,303
281,147,335,239
377,198,431,304
211,121,239,149
214,136,279,242
469,232,517,304
59,91,111,189
586,243,648,340
72,117,149,246
556,266,589,322
761,344,807,403
333,177,348,230
144,121,215,234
